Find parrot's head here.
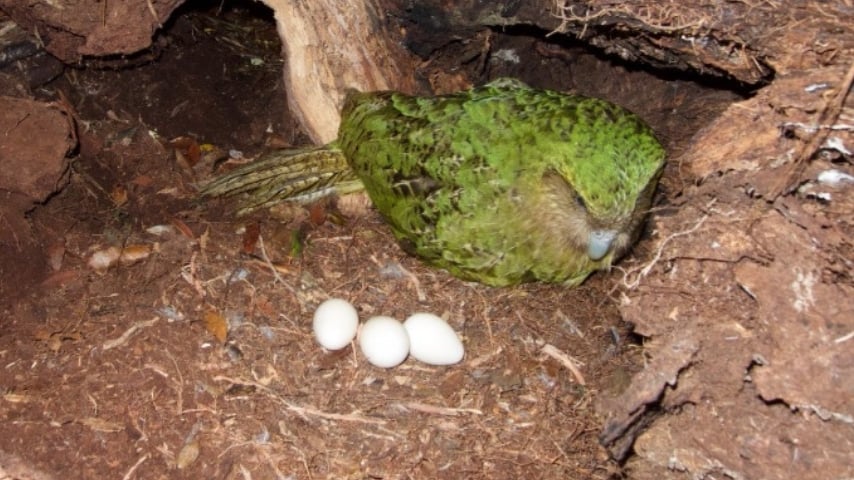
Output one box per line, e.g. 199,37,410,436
575,167,662,264
545,109,666,266
540,167,659,269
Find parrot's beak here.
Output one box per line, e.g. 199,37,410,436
587,230,617,260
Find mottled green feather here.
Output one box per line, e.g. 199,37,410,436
200,78,665,287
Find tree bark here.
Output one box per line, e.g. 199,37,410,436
265,0,419,144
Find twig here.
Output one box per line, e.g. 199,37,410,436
121,453,149,480
165,350,185,416
257,235,286,285
402,402,483,416
259,448,289,479
541,343,586,386
550,1,707,36
102,317,159,350
179,251,207,297
283,402,387,425
257,235,299,297
212,375,386,425
145,0,163,28
370,254,426,301
620,214,709,290
834,330,854,344
771,61,854,198
401,264,427,302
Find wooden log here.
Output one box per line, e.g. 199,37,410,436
265,0,419,144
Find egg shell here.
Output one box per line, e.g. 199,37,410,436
404,312,464,366
312,298,359,350
359,316,410,368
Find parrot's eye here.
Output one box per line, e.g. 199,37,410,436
574,194,587,211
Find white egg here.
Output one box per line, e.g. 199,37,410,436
404,312,464,366
312,298,359,350
359,316,410,368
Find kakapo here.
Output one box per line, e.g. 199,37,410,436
201,78,666,287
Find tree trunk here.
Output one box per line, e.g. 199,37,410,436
265,0,419,144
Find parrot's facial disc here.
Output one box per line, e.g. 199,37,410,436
587,229,617,260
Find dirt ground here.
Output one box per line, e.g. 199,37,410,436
0,1,851,480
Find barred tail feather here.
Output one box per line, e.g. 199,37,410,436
200,146,361,215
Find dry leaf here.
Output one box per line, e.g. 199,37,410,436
203,309,228,343
174,148,194,178
119,244,153,265
79,417,123,433
170,218,195,239
88,246,121,273
46,241,66,271
110,184,128,207
41,269,82,288
242,221,260,254
88,244,154,273
3,393,32,403
145,224,175,236
308,202,327,226
36,329,82,353
131,174,154,187
170,138,197,179
169,135,201,169
185,141,201,166
175,441,199,469
33,328,51,342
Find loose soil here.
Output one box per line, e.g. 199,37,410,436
5,2,847,480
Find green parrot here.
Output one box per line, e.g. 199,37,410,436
201,78,665,287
